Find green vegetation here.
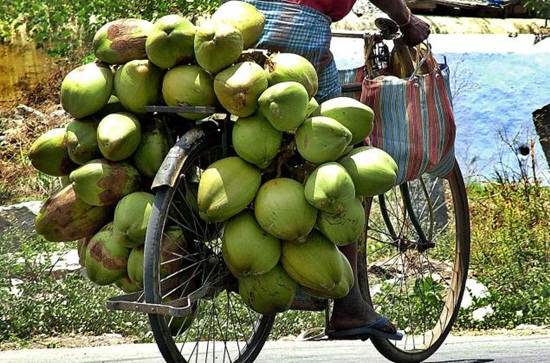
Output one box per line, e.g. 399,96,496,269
523,0,550,19
456,179,550,330
0,0,221,58
0,234,150,344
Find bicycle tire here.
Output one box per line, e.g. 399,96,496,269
359,159,470,363
144,123,275,363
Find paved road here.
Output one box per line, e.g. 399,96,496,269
0,334,548,363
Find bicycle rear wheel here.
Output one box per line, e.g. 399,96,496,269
360,159,470,363
144,123,275,363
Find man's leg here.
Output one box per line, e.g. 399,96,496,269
329,242,397,334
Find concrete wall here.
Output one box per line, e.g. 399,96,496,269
334,13,547,35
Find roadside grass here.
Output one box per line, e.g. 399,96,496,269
455,178,550,330
0,234,151,345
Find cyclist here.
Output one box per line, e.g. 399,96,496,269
239,0,431,340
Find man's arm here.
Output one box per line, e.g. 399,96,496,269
369,0,431,46
369,0,411,25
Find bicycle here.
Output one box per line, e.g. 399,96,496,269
106,19,471,363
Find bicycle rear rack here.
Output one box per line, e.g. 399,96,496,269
106,281,328,317
106,273,227,317
107,290,327,317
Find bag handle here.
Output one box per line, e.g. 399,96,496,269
408,41,432,80
387,36,437,80
363,26,438,81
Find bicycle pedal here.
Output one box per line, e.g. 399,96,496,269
296,327,327,341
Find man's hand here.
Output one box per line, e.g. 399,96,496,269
399,14,431,46
369,0,431,46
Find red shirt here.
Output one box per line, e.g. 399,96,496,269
284,0,356,22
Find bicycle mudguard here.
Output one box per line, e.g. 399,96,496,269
151,122,221,189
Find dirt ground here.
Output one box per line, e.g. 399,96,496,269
0,97,69,204
0,334,139,351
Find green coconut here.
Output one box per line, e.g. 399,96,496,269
281,230,352,295
197,156,261,222
238,264,297,315
115,274,142,293
194,19,243,74
126,245,145,288
162,64,217,120
257,81,310,131
212,0,266,48
35,184,112,243
97,112,142,162
113,191,155,248
28,127,78,176
69,158,141,206
131,119,170,179
295,116,352,164
300,251,354,299
222,209,281,279
65,119,101,165
306,97,321,118
159,226,187,279
146,14,196,69
114,59,164,114
85,222,132,286
339,146,399,197
60,62,114,119
214,61,268,117
304,162,356,214
264,52,318,97
184,181,200,215
254,177,317,242
95,95,127,118
232,112,282,169
316,197,366,246
319,96,375,145
92,18,154,64
121,226,186,291
77,236,91,267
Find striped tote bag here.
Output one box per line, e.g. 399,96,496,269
360,63,456,185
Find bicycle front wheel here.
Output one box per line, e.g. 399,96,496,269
144,124,275,363
360,159,470,363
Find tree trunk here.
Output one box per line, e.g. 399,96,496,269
533,104,550,165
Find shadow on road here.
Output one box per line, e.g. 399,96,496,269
430,359,493,363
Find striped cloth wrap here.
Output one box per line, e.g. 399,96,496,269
241,0,341,102
358,64,457,185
